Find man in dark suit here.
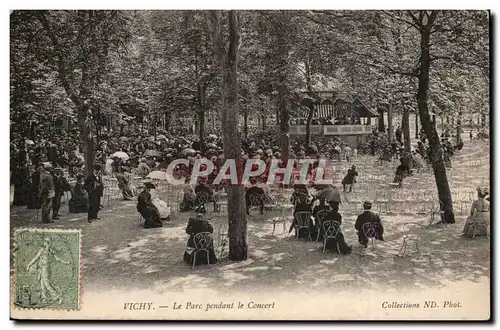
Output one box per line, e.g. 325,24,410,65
342,165,358,193
245,178,265,215
39,163,55,224
354,201,384,248
85,163,104,223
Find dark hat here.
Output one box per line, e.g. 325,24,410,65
363,201,372,208
144,182,156,189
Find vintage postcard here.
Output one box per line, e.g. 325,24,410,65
10,9,490,320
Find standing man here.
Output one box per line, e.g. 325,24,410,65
470,130,473,141
85,163,104,223
344,144,352,163
341,165,358,193
52,168,71,220
395,126,402,143
39,163,55,224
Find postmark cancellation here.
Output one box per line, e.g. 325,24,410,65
12,228,82,311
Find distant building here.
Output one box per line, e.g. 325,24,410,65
290,91,380,145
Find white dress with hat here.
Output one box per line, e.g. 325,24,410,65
149,188,171,220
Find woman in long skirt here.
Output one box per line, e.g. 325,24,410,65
463,188,490,237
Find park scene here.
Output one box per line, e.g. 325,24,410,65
10,10,489,302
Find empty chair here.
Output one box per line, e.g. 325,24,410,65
398,222,422,256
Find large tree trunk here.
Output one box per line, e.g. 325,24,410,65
305,105,314,147
165,112,171,131
414,112,419,139
77,106,94,176
456,108,462,145
304,58,314,146
197,84,206,154
402,107,411,152
243,109,248,139
387,101,393,142
416,12,454,224
207,10,247,261
277,24,290,161
378,108,386,132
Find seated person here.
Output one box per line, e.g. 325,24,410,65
137,182,162,229
137,158,151,178
354,201,384,248
463,188,490,237
194,178,215,213
245,178,265,215
321,201,352,254
69,174,89,213
289,185,314,238
183,213,218,266
312,197,330,235
180,185,196,212
146,157,156,170
115,167,134,200
149,185,171,221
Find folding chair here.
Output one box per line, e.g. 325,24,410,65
194,192,210,213
322,220,342,254
247,194,264,216
362,222,377,250
216,224,229,261
398,222,421,257
294,211,312,241
192,232,214,268
429,201,444,226
467,221,489,240
315,209,330,241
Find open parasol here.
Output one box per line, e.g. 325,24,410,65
111,151,129,160
181,148,196,156
157,134,167,140
146,170,170,181
316,187,341,203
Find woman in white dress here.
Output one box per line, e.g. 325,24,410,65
463,188,490,237
149,186,171,221
105,158,114,176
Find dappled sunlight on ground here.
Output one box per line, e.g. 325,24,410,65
10,139,490,296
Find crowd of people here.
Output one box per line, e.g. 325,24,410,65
10,118,489,267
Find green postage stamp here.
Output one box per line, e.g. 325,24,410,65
12,228,81,310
